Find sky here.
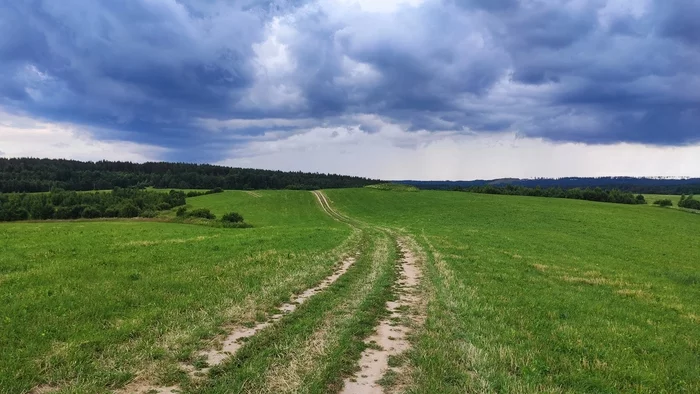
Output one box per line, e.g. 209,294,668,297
1,0,699,180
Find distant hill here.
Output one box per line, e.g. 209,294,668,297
0,158,378,193
400,177,700,195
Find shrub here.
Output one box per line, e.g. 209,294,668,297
679,195,700,210
156,202,171,211
82,207,102,218
54,206,76,220
221,212,244,223
118,203,140,218
635,194,647,204
140,210,157,218
187,208,216,220
176,207,188,217
653,199,673,207
36,205,55,220
104,207,120,218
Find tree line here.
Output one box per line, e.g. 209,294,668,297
457,185,647,205
0,188,188,222
404,177,700,195
0,158,378,193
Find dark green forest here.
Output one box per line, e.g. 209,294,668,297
459,185,647,205
0,188,188,222
0,158,377,193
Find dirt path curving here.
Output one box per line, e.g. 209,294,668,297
340,238,422,394
312,191,355,223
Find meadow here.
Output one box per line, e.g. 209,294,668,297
0,191,359,393
1,188,698,393
643,194,684,207
326,188,700,393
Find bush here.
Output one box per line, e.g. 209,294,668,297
140,210,157,218
635,194,647,204
679,195,700,210
118,203,140,218
156,202,171,211
187,208,216,220
82,207,102,218
176,207,188,217
104,207,120,218
653,199,673,207
54,206,82,219
221,212,244,223
36,205,55,220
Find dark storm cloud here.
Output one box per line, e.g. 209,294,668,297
0,0,699,160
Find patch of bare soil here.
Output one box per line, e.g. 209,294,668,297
120,255,357,393
244,191,262,197
28,385,59,394
341,238,422,394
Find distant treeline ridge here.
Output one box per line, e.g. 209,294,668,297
0,158,378,193
458,185,647,205
403,177,700,195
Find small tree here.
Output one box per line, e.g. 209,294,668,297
221,212,244,223
187,208,216,220
118,203,139,218
653,199,673,207
635,194,646,204
82,207,102,218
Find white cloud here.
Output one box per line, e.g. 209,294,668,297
217,119,700,179
0,111,166,162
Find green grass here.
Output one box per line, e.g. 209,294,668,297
185,190,330,227
196,228,396,393
325,189,700,393
365,183,420,192
643,194,683,207
4,187,699,393
0,191,352,393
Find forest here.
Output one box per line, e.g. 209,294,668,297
459,184,647,205
404,177,700,194
0,158,377,193
0,188,187,221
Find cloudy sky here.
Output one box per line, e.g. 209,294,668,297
1,0,699,179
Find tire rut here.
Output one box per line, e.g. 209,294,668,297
340,238,423,394
118,253,359,394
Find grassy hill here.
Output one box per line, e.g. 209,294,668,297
0,191,356,393
1,188,698,393
325,188,700,393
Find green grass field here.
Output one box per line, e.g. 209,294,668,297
325,189,700,393
643,194,683,207
0,191,359,393
2,188,698,393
